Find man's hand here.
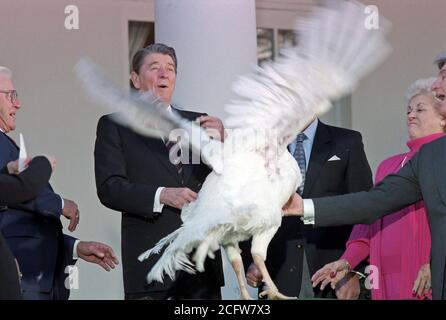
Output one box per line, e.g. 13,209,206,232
7,155,56,174
282,193,304,216
7,157,31,174
246,263,263,288
62,199,80,232
160,187,198,209
77,241,119,271
335,273,361,300
311,259,351,291
6,159,21,174
413,263,431,298
197,116,225,142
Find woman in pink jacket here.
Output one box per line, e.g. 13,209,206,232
312,78,446,300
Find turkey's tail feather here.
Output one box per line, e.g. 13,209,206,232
138,228,182,262
138,228,198,283
147,250,197,283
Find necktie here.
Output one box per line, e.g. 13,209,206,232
293,133,307,195
165,139,183,176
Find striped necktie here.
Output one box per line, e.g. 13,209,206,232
293,133,307,195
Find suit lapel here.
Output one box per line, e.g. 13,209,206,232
434,137,446,201
0,132,19,167
1,132,19,150
139,134,181,183
137,107,198,185
303,122,332,197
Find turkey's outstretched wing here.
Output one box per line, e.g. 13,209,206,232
225,0,391,147
74,57,223,172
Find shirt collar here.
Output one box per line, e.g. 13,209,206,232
302,118,318,144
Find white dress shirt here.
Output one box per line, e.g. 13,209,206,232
288,118,319,171
302,199,316,224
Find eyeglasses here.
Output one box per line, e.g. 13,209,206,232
0,90,19,104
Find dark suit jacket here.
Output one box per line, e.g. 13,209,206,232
0,132,76,299
0,156,52,204
94,108,224,296
313,136,446,300
0,156,52,299
264,121,373,297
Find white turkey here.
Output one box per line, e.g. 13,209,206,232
75,0,391,299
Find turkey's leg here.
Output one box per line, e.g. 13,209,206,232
252,254,296,300
225,244,253,300
251,227,297,300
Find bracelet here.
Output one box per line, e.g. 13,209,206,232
349,270,366,279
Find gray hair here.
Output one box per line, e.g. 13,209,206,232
0,66,12,79
404,77,437,103
131,43,178,74
434,50,446,70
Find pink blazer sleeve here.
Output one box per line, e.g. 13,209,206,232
341,224,371,269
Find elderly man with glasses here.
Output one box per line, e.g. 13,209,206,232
0,66,119,300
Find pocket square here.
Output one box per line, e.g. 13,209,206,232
328,155,341,161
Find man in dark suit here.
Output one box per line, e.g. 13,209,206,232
282,54,446,300
0,156,53,300
245,118,373,299
0,66,119,300
94,43,225,300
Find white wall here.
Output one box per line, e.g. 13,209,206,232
1,0,445,299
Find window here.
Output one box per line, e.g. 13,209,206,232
256,26,351,128
128,21,155,71
257,28,274,64
278,29,297,51
256,28,297,64
128,21,154,87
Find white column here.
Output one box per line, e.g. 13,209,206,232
155,0,258,300
155,0,257,120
